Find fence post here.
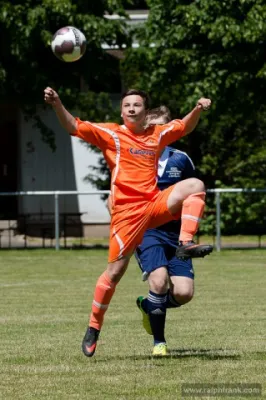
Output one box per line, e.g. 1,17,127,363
54,192,60,250
215,191,221,252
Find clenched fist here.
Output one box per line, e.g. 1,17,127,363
44,87,60,107
196,98,211,111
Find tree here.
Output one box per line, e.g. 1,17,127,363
0,0,131,149
120,0,266,235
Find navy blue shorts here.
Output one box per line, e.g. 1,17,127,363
135,243,194,280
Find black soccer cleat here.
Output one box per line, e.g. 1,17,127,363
175,241,213,259
82,326,100,357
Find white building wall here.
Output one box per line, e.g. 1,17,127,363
70,135,110,223
18,108,110,222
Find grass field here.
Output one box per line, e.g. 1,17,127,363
1,249,265,399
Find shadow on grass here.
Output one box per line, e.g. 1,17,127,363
168,348,241,360
95,348,241,363
220,246,266,251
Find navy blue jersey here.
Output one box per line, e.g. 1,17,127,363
139,146,196,248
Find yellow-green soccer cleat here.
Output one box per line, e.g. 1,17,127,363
152,342,168,356
136,296,152,335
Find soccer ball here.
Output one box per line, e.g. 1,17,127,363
51,26,87,62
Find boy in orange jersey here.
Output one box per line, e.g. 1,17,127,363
44,87,212,357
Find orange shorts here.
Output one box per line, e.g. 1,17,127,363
108,185,181,262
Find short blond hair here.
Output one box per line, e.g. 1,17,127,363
145,105,171,127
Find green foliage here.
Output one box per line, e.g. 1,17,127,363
1,0,266,234
121,0,266,235
0,0,130,148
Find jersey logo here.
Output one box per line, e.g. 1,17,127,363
166,167,182,178
129,148,156,158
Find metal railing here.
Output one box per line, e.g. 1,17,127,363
208,188,266,251
0,190,110,250
0,188,266,251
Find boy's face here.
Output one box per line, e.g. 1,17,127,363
121,95,147,130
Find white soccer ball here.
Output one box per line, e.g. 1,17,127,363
51,26,87,62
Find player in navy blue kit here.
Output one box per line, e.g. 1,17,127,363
135,106,197,356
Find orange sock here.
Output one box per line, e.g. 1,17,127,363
179,192,205,242
89,271,117,331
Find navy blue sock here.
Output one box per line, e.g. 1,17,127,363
165,289,181,309
146,291,167,344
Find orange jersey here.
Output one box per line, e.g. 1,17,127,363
72,119,185,207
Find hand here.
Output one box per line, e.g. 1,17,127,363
44,87,60,107
196,98,211,111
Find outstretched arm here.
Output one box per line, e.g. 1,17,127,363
44,87,77,133
182,98,211,135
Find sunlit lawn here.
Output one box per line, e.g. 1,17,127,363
1,249,265,399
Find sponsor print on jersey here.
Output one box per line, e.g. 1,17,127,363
129,148,156,158
166,166,182,178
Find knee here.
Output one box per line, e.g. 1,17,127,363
149,276,168,294
189,178,205,193
108,270,124,283
107,260,128,283
170,178,205,206
109,267,127,282
172,289,194,305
